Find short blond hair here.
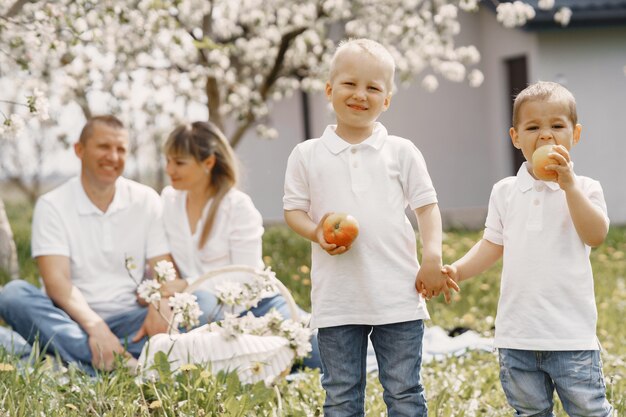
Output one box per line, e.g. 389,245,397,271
512,81,577,128
329,38,395,91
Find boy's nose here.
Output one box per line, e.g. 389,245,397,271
352,90,366,100
539,129,554,141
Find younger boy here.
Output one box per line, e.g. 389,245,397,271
283,38,456,417
443,81,613,416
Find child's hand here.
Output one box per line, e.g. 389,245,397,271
415,261,459,303
316,213,351,256
545,145,576,190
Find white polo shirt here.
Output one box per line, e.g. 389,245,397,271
283,123,438,328
161,186,265,281
484,163,609,350
31,176,170,320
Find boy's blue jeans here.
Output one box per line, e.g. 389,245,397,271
499,348,613,417
318,320,427,417
193,290,322,370
0,280,148,374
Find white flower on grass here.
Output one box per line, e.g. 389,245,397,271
169,292,202,330
422,75,439,92
154,260,176,282
554,7,572,26
137,280,162,303
538,0,555,10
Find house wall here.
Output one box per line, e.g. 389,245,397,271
534,27,626,225
236,10,626,228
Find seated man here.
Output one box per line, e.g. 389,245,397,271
0,115,173,373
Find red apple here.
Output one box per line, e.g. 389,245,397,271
532,145,558,181
322,213,359,247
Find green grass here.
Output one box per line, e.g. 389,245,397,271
1,201,625,416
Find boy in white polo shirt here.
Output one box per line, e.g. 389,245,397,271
283,38,457,417
443,81,613,416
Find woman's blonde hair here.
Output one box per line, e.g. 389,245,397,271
164,121,239,248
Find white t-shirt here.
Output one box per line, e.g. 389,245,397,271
283,123,438,328
484,163,609,350
161,186,265,281
31,176,170,320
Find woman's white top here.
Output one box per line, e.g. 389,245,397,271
161,186,264,283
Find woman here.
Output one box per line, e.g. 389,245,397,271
161,121,320,369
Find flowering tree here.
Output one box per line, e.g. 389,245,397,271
0,0,570,196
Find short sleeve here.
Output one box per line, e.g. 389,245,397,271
31,198,70,258
483,185,504,246
283,145,311,212
228,192,264,268
402,142,438,210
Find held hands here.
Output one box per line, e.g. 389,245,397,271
415,260,460,304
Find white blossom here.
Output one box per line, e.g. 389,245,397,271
468,69,484,88
154,260,177,282
421,75,439,92
137,280,162,303
538,0,555,10
554,7,572,27
496,1,536,28
168,292,202,330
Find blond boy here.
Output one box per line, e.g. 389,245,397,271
283,39,456,417
443,81,613,416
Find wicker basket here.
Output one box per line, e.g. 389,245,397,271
137,265,303,385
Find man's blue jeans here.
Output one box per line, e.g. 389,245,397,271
0,280,148,374
499,348,613,417
193,290,322,370
0,325,32,359
318,320,427,417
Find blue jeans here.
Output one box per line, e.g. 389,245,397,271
318,320,427,417
499,348,613,417
193,290,321,370
0,325,32,359
0,280,148,374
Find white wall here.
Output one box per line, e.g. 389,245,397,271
534,27,626,224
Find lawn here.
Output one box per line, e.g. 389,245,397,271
1,201,624,416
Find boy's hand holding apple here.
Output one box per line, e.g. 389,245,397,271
316,212,359,255
532,145,576,190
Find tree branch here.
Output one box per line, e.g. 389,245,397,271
3,0,30,18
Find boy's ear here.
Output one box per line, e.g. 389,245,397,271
509,127,521,149
573,123,582,145
325,82,332,100
382,94,392,111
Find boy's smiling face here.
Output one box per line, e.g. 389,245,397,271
325,49,392,143
509,98,582,174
